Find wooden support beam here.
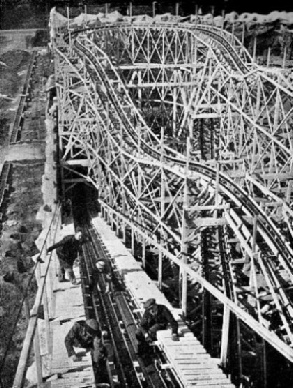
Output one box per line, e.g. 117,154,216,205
187,204,230,211
34,327,42,387
206,158,245,166
117,63,197,70
127,81,200,88
62,159,90,166
153,195,183,203
194,217,228,227
261,173,293,180
64,178,87,183
220,304,230,367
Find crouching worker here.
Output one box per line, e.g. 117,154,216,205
136,298,179,356
46,227,85,284
65,319,108,382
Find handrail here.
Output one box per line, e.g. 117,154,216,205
9,204,61,388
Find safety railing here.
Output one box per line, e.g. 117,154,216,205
0,204,62,388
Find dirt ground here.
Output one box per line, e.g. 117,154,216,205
0,32,49,385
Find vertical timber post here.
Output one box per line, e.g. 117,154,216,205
221,10,225,30
220,304,230,367
138,71,142,109
158,126,165,290
105,3,109,16
253,34,257,63
175,3,179,16
142,239,146,269
106,101,111,226
67,7,72,54
267,47,271,67
152,1,156,17
43,287,50,354
241,23,245,45
180,137,190,316
34,327,42,387
120,123,126,244
282,46,287,68
129,2,133,17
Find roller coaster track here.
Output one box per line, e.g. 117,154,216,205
72,36,293,271
80,220,180,388
52,18,293,369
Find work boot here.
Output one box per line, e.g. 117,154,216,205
67,268,77,284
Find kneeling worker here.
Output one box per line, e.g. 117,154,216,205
136,298,179,355
65,319,108,381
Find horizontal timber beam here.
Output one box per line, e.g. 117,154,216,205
194,217,228,226
187,204,230,211
61,159,90,166
117,63,197,70
127,81,199,88
192,112,239,119
64,178,87,183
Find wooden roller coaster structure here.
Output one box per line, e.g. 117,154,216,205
51,8,293,387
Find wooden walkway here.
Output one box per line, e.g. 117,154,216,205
92,216,235,388
45,224,96,388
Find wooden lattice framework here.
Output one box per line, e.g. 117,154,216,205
51,9,293,378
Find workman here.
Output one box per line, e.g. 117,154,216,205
46,226,85,284
136,298,179,355
95,259,113,293
65,318,108,380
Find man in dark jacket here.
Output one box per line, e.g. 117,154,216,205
136,298,179,355
46,227,84,284
65,319,107,363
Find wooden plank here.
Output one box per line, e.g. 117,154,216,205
175,362,221,369
187,204,230,211
187,384,234,388
184,376,232,382
194,218,228,227
181,369,227,375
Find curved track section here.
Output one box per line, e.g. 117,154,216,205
52,16,293,368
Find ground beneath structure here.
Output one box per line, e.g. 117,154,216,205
0,34,51,387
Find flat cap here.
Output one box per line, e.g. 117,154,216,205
144,298,156,310
86,318,99,332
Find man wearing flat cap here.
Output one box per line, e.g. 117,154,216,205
46,226,85,284
136,298,179,355
65,318,108,377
